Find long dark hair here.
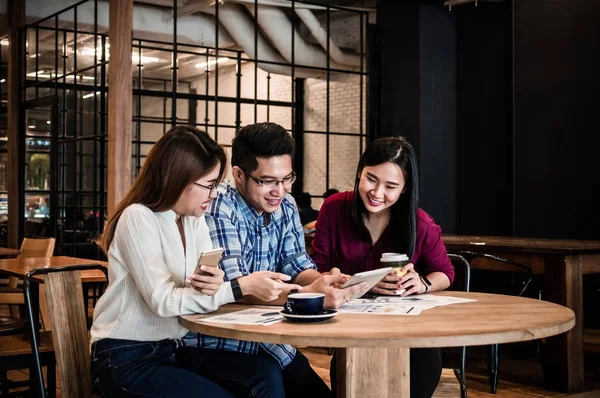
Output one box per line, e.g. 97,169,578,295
102,126,226,251
350,136,420,257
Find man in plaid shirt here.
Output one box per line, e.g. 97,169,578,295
203,122,366,398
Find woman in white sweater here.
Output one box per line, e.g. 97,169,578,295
91,126,301,397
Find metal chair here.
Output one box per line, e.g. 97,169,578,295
24,263,107,398
455,250,537,394
443,253,471,398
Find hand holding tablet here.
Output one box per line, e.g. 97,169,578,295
342,267,392,300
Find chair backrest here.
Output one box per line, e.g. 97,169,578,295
447,254,471,293
43,269,94,398
18,238,56,258
456,250,533,296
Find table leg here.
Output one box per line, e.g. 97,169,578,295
542,254,584,393
336,346,410,398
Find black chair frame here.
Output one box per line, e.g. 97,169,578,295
454,250,538,394
445,253,471,398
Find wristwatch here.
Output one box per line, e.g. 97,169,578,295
420,276,432,293
230,278,244,301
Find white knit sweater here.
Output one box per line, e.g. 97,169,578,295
90,204,234,343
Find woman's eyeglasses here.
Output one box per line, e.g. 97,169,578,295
240,168,297,188
194,182,219,193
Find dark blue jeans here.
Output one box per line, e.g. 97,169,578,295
91,338,285,397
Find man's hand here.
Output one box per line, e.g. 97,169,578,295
305,274,368,308
237,271,303,302
328,267,351,288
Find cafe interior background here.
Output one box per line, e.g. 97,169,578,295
0,0,599,395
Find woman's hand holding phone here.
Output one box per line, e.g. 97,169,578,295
237,271,303,302
186,266,225,296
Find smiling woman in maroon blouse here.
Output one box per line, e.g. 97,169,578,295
310,136,454,398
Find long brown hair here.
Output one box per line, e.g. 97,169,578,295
102,126,226,251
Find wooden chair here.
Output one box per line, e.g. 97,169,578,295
0,287,55,397
0,238,57,396
18,237,56,258
443,253,471,398
24,263,107,398
5,238,56,319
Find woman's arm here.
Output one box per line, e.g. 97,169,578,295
113,205,234,316
408,219,454,294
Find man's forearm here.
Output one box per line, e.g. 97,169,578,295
292,268,322,286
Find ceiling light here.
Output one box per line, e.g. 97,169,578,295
26,71,96,81
46,121,51,124
29,53,40,58
444,0,477,9
0,79,5,83
28,125,36,129
195,57,230,69
81,45,160,64
27,71,53,78
133,55,159,64
0,39,9,46
82,91,101,99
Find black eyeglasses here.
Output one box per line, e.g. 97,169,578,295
240,167,297,188
194,181,219,192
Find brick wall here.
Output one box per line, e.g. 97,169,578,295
138,64,366,209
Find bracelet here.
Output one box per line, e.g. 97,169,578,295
230,278,244,301
420,276,431,293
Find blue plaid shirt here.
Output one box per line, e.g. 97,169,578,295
201,184,317,367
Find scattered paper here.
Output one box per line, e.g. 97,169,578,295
198,307,283,326
338,294,475,316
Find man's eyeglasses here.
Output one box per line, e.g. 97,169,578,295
240,167,297,188
194,181,219,193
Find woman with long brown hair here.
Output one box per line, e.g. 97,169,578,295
90,126,300,397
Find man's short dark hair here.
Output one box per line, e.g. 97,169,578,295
231,122,295,172
323,188,339,198
294,192,312,209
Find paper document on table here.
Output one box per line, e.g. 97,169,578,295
197,307,283,326
338,294,475,316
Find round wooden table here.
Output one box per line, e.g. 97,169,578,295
180,292,575,398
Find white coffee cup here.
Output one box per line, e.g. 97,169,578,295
380,253,410,276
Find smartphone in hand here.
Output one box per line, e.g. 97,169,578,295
194,247,224,275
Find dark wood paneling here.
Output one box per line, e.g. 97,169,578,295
514,0,600,239
377,0,420,148
419,4,457,232
455,2,513,236
7,0,25,248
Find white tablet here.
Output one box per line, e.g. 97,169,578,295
342,267,392,300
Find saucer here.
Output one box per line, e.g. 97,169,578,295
280,309,338,323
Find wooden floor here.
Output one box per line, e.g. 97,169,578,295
6,336,598,397
301,334,600,398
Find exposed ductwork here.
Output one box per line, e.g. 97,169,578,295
201,3,325,79
243,4,360,72
1,0,364,80
294,8,362,67
1,0,234,49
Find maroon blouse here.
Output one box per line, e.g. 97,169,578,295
310,191,455,284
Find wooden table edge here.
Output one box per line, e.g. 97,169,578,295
179,309,575,349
